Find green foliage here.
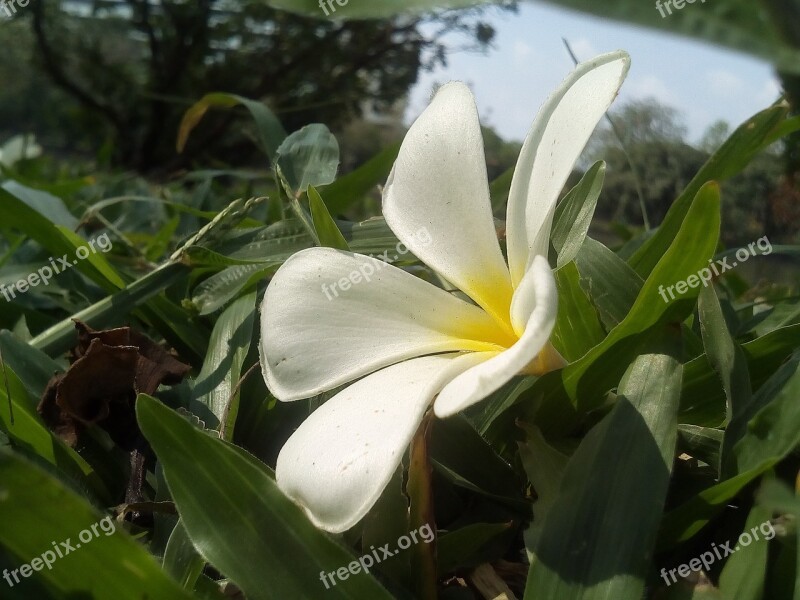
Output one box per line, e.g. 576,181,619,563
0,15,799,598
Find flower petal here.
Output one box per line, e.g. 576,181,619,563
260,247,511,401
276,352,497,533
434,256,558,418
382,82,514,332
506,51,630,287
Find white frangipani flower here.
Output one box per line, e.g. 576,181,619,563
260,51,630,533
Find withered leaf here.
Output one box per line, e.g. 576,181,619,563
38,321,191,450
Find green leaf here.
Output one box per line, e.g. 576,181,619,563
163,520,205,591
524,339,682,599
533,182,720,427
0,330,63,400
698,285,751,432
718,504,773,600
192,292,257,438
191,264,276,316
320,142,401,214
136,394,395,600
1,180,78,229
276,124,340,198
177,93,287,161
574,237,642,330
0,366,110,502
629,105,789,277
437,522,515,575
0,449,191,599
677,425,723,471
518,422,570,553
659,353,800,549
680,324,800,426
30,262,188,356
308,185,350,250
550,161,605,269
429,415,524,509
551,262,606,362
729,352,800,476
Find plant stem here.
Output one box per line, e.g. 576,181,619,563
407,411,437,600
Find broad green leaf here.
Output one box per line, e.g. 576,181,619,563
518,422,570,553
574,237,642,330
0,366,109,502
192,292,257,438
533,182,720,427
657,469,771,550
0,186,120,293
550,161,605,269
55,227,125,289
275,124,340,198
660,353,800,548
30,262,188,356
308,185,350,250
629,105,789,276
191,264,276,315
698,285,752,472
718,504,773,600
677,425,723,471
490,166,515,214
1,180,78,228
0,330,63,400
177,93,287,161
551,262,606,362
136,394,395,600
320,142,401,214
430,415,523,505
0,449,191,599
524,340,682,599
163,520,205,592
729,352,800,476
681,324,800,426
437,522,515,575
361,466,410,587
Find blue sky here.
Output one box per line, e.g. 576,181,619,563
407,2,782,144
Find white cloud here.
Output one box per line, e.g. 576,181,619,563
708,69,744,95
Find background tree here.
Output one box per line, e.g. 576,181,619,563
4,0,513,172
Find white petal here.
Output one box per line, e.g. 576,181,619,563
506,51,630,287
434,256,558,418
383,82,515,331
276,352,497,533
260,247,511,401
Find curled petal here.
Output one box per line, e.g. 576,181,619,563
276,352,497,533
506,51,630,287
434,256,558,418
383,82,514,333
260,247,509,401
